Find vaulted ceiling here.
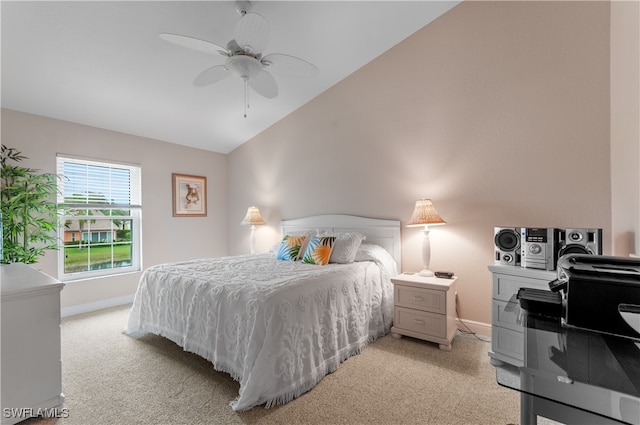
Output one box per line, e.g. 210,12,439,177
2,1,459,153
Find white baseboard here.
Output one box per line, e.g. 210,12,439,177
456,318,492,340
61,294,134,318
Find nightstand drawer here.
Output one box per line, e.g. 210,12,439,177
394,285,445,314
394,306,446,338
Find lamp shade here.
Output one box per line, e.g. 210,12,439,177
241,206,266,226
407,199,446,227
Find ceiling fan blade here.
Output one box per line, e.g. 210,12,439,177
234,12,269,54
262,53,319,78
193,65,230,87
248,70,278,98
159,33,228,56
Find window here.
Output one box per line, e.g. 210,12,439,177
57,155,142,281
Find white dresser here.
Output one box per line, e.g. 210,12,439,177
488,265,555,367
1,263,65,425
390,273,457,351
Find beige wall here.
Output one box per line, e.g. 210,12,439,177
1,109,228,311
611,0,640,256
3,1,637,330
227,1,613,328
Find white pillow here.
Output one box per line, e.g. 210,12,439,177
318,232,366,263
354,243,398,276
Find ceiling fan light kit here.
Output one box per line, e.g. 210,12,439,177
160,0,318,117
227,55,262,81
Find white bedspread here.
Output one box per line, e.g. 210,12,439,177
124,244,396,411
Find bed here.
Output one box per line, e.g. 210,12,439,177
124,214,400,411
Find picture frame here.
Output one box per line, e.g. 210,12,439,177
172,173,207,217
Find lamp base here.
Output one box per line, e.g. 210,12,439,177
249,225,256,254
418,269,435,277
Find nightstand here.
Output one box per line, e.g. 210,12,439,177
390,273,458,351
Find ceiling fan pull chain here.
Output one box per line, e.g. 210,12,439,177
247,80,250,113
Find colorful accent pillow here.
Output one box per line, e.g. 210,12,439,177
301,236,336,266
276,235,309,261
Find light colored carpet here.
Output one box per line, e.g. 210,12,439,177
25,305,520,425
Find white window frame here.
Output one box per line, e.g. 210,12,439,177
56,154,142,282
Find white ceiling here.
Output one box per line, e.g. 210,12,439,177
1,1,459,154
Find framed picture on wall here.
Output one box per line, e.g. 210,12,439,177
172,173,207,217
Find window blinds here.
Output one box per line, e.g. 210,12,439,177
56,155,142,208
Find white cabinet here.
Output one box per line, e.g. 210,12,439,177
390,273,457,351
1,263,65,425
488,265,555,367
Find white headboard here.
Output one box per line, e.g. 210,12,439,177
280,214,401,266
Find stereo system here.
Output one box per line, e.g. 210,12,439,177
494,227,602,271
521,227,556,270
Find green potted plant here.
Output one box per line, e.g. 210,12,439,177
1,145,59,264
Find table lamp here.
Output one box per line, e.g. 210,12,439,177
407,199,446,277
241,206,266,254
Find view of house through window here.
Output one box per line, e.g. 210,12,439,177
56,155,142,281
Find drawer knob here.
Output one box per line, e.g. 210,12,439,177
413,318,425,325
413,296,424,301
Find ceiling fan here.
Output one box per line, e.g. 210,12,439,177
159,0,319,117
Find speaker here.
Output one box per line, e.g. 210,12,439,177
494,227,521,266
556,228,602,260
